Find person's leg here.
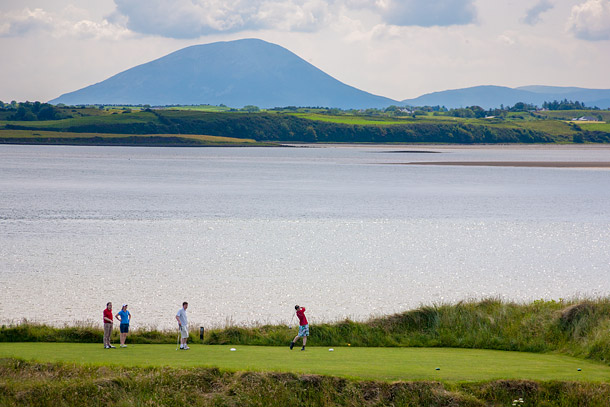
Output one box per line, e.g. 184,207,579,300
290,335,300,350
180,326,189,348
103,323,111,347
301,325,309,350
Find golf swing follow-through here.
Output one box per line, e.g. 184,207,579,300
289,305,309,351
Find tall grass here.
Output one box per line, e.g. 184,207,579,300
2,298,609,365
207,298,610,365
1,358,609,407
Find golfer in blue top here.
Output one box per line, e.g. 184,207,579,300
115,304,131,348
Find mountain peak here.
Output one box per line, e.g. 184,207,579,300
50,39,396,109
402,85,610,109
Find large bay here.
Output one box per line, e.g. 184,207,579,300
1,144,609,329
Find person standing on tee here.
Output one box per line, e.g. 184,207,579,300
115,304,131,348
103,302,115,349
290,305,309,351
175,302,189,350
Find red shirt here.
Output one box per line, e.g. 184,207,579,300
103,308,113,323
296,307,308,326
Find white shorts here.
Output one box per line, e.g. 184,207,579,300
180,325,188,339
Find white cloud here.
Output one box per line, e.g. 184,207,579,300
498,34,516,45
0,6,130,39
523,0,554,25
109,0,478,39
568,0,610,41
254,0,331,32
0,8,53,37
112,0,331,38
376,0,477,27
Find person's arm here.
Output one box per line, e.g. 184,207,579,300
128,312,131,322
115,313,121,322
103,313,112,323
175,315,182,326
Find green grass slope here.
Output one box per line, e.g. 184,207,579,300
1,343,608,382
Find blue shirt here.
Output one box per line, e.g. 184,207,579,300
117,310,130,325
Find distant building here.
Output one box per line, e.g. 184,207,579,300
572,116,599,121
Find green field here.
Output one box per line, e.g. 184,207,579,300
578,122,610,131
290,113,411,125
534,110,610,121
1,343,608,383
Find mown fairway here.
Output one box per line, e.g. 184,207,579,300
1,343,608,382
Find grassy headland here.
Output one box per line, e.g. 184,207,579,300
2,105,610,145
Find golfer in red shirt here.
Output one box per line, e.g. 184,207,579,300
290,305,309,351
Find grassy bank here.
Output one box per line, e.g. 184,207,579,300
2,299,609,366
1,358,609,407
0,129,276,147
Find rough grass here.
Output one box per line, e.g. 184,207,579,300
1,358,609,407
2,299,609,366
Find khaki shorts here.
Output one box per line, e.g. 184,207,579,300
180,325,189,339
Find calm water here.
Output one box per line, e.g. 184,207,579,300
1,144,609,329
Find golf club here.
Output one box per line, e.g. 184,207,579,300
288,312,295,329
176,328,181,350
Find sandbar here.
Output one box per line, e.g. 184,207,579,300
398,161,610,168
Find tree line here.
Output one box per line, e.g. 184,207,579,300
0,101,68,121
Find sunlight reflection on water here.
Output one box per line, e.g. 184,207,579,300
1,145,609,328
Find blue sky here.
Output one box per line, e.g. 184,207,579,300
1,0,609,103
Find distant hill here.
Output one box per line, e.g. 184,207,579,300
49,39,397,109
402,85,610,109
